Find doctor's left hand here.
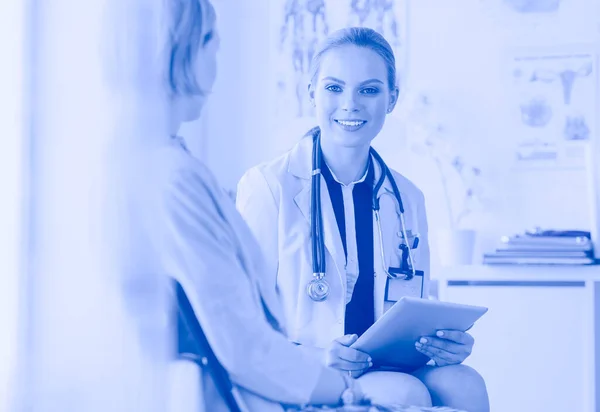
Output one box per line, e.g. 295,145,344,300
414,329,474,367
325,334,373,378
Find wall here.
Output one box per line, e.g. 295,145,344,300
181,0,276,192
392,0,600,262
199,0,600,266
0,0,26,409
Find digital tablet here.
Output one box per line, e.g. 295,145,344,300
351,296,488,372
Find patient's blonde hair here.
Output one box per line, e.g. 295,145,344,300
166,0,215,96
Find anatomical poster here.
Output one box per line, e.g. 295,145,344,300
270,0,409,121
508,47,597,170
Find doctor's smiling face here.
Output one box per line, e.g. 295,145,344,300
308,28,399,150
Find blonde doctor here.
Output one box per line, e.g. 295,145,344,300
236,28,489,412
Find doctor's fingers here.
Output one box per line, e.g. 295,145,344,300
329,358,372,372
436,330,475,346
334,334,360,346
333,344,372,364
418,336,472,356
415,345,459,367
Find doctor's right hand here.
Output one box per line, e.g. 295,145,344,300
325,334,373,378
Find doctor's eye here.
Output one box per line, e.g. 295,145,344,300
325,84,342,93
360,87,380,95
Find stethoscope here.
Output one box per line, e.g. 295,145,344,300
307,132,418,302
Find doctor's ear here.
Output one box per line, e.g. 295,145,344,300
387,87,400,114
308,84,316,107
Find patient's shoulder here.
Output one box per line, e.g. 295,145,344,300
134,144,229,219
241,151,290,184
238,152,292,204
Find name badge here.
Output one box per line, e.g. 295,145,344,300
384,270,425,312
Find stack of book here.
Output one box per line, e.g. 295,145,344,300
483,229,596,265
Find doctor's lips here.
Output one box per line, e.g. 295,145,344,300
334,119,367,132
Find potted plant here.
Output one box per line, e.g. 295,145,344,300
403,92,488,265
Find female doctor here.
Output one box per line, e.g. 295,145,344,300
236,27,489,412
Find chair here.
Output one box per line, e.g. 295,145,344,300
174,279,245,412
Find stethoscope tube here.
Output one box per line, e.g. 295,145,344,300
370,148,416,280
312,133,326,277
370,148,404,214
307,132,330,301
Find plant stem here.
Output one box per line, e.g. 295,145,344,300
433,155,455,231
456,208,469,227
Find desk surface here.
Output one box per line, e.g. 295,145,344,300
433,264,600,282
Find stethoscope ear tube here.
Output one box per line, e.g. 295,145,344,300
370,147,415,280
309,132,330,302
369,148,405,214
312,132,325,275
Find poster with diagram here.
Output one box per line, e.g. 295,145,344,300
479,0,597,43
508,46,598,170
270,0,409,123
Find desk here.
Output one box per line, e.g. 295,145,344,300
434,265,600,412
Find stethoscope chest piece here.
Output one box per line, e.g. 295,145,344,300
307,275,330,302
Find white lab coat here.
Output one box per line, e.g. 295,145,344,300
236,135,431,349
119,138,332,412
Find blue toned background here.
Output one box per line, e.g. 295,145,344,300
177,1,600,410
2,0,600,411
182,0,600,269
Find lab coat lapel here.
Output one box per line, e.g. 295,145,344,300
290,137,346,288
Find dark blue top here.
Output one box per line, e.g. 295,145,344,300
321,159,375,337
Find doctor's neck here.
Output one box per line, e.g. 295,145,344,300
319,135,371,185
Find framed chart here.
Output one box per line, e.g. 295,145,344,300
506,45,598,170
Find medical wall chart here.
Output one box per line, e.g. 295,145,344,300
271,0,409,120
479,0,596,40
506,46,598,170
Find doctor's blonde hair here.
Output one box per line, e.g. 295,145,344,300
308,27,398,92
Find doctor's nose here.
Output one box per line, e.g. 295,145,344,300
340,92,360,112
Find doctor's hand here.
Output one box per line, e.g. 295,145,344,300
414,329,474,367
325,334,373,378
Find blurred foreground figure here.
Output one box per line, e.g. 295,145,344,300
103,0,367,411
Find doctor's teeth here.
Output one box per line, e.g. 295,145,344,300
337,120,364,126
